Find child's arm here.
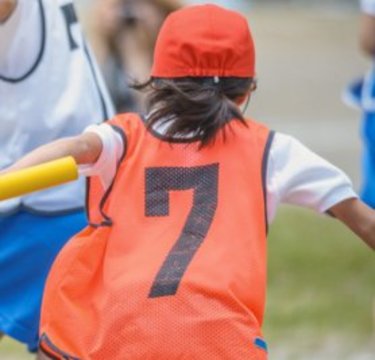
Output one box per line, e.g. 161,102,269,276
4,132,103,173
329,198,375,250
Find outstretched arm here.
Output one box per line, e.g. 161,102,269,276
329,198,375,250
0,0,17,23
4,132,103,173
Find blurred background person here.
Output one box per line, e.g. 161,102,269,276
87,0,182,113
343,0,375,208
0,0,113,354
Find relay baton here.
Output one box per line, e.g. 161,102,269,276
0,157,79,201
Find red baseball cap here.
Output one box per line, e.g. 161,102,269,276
151,4,256,78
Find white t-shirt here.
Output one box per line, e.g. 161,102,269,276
0,0,114,214
81,123,357,223
361,0,375,15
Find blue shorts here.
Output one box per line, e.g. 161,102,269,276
0,209,86,352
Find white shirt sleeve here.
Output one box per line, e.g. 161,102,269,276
79,123,124,190
361,0,375,15
266,133,358,222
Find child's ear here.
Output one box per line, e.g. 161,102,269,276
235,91,251,106
235,95,248,106
235,81,257,105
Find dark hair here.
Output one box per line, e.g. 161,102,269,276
133,77,255,147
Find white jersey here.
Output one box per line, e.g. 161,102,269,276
0,0,114,214
81,122,358,223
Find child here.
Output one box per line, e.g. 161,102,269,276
0,0,113,353
3,4,374,360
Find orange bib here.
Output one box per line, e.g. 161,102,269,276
40,114,273,360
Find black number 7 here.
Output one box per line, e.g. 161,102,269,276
145,164,219,298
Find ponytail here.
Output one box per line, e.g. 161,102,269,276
133,77,255,147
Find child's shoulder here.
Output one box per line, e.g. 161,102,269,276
108,112,142,124
107,113,145,134
241,116,272,140
244,117,268,129
103,113,147,148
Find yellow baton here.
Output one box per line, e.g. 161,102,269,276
0,157,79,201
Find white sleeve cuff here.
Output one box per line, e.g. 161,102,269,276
317,186,358,214
79,123,124,191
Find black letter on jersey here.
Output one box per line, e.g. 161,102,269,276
145,164,219,298
61,3,79,50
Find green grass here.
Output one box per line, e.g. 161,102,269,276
0,206,374,359
264,206,375,356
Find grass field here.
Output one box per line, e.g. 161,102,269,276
0,206,373,359
264,207,375,359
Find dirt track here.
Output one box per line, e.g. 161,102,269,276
248,4,366,189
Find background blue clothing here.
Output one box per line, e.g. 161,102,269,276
345,67,375,207
0,210,86,351
361,110,375,206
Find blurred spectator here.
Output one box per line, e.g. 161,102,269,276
89,0,182,113
343,0,375,207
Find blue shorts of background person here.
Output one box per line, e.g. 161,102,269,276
0,209,86,352
344,66,375,208
361,109,375,207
